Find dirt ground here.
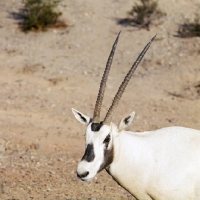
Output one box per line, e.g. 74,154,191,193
0,0,200,199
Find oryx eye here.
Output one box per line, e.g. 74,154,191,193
103,134,110,146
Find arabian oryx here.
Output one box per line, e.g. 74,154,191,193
71,32,200,200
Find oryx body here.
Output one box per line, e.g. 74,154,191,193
108,126,200,200
72,32,200,200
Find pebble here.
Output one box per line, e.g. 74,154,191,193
156,59,164,66
36,162,41,167
30,143,40,150
178,53,183,57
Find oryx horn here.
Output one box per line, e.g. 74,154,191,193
103,35,156,125
92,31,121,123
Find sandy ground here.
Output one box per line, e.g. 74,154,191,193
0,0,200,199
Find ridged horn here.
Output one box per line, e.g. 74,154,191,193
92,31,121,123
103,34,156,125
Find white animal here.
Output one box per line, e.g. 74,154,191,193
71,32,200,200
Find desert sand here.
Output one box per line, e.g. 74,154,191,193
0,0,200,199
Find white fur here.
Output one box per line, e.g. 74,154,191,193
72,108,200,200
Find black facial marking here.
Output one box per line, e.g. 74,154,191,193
91,122,103,132
103,134,111,149
81,144,95,162
124,116,131,125
98,145,114,173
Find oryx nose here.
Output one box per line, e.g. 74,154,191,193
77,171,89,179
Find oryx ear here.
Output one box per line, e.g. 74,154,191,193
118,112,135,131
71,108,91,125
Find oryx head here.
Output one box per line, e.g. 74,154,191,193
72,32,156,181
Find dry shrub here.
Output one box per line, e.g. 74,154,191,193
19,0,66,32
118,0,165,30
177,12,200,38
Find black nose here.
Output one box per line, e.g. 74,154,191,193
77,171,89,179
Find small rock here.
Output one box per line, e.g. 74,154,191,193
156,59,164,66
83,70,87,75
30,143,39,150
36,162,41,167
31,156,35,161
178,53,183,57
8,93,15,99
58,157,64,162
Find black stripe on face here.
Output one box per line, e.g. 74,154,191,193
98,145,114,173
81,144,95,162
